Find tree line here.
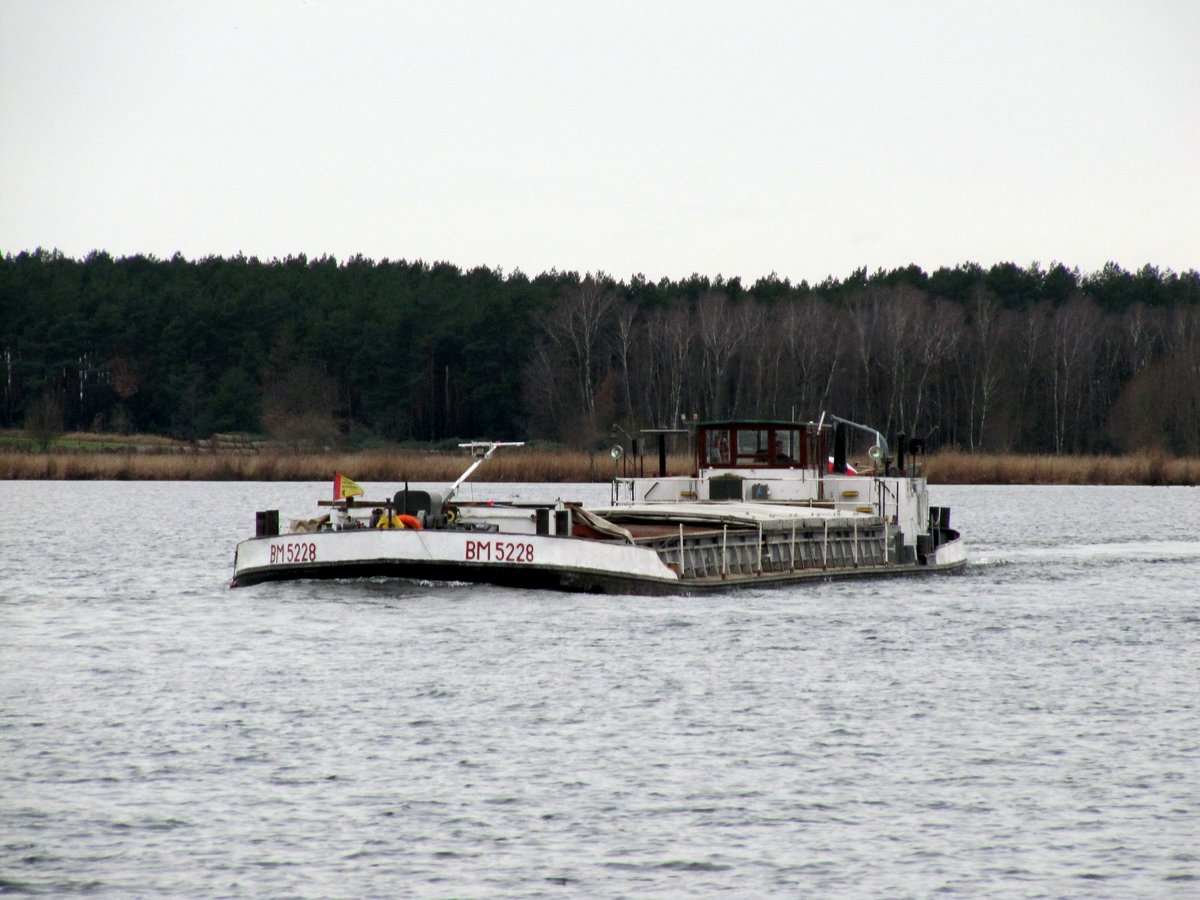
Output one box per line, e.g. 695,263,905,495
3,249,1199,454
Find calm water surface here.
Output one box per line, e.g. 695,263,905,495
2,481,1198,897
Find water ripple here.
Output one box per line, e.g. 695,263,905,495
1,482,1198,895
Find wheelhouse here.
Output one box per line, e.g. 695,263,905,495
695,420,828,472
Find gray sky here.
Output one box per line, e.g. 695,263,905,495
2,0,1196,283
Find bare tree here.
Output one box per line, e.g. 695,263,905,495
958,289,1003,449
785,296,843,419
739,303,782,417
1161,305,1200,453
521,335,567,439
1121,302,1163,377
696,290,752,417
727,302,770,416
1049,295,1102,452
642,304,694,427
877,287,923,434
611,301,638,426
1004,301,1052,451
843,287,893,426
543,277,619,419
908,296,962,436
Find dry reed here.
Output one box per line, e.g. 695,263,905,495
0,448,695,483
5,446,1200,486
923,449,1200,486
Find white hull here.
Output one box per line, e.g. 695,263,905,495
232,521,965,595
929,533,968,568
233,527,682,594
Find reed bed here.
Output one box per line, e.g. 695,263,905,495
0,447,696,483
4,446,1200,485
924,449,1200,486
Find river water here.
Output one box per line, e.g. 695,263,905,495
2,481,1198,897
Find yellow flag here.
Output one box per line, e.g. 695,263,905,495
334,472,364,499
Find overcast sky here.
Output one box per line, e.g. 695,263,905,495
2,0,1196,284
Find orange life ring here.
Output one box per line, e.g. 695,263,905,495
396,514,423,530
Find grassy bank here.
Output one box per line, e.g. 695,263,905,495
3,442,1200,485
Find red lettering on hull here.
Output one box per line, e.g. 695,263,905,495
465,539,533,563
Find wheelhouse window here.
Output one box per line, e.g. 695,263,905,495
705,428,732,465
776,429,799,462
736,429,769,463
698,423,813,470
